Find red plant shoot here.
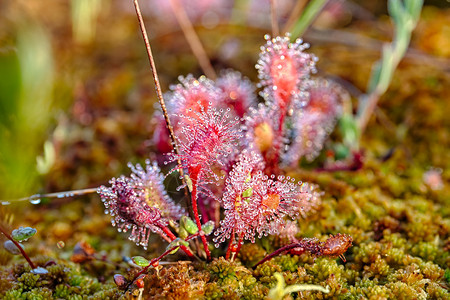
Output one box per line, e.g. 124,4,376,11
253,233,353,268
168,105,242,259
257,34,317,131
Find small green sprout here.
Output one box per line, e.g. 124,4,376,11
132,256,150,267
268,272,329,300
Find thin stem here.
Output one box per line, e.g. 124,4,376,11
125,245,179,291
0,223,36,269
290,0,328,39
225,229,235,260
0,188,98,204
234,234,244,256
253,243,301,269
270,0,279,36
282,0,308,34
132,0,190,205
190,172,211,260
168,0,216,79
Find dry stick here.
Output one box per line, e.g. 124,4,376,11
270,0,279,36
0,223,36,269
132,0,191,205
168,0,217,80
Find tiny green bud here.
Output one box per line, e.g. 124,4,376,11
132,256,150,267
242,187,253,198
201,221,215,236
181,216,198,235
245,172,252,183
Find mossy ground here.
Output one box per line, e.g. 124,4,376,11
0,2,449,299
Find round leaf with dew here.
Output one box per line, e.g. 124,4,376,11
180,216,198,235
11,226,37,242
132,256,150,267
201,220,215,236
3,240,24,255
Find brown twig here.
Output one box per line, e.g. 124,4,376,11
270,0,279,36
168,0,217,80
133,0,191,206
282,0,308,34
0,223,36,269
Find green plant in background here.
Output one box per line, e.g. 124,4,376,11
357,0,424,134
71,0,103,44
287,0,424,160
0,22,55,201
333,0,423,158
290,0,328,39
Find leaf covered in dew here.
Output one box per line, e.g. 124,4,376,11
3,240,24,255
11,226,37,242
201,220,215,236
132,256,150,267
180,216,198,235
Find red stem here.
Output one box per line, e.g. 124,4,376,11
225,229,235,260
125,246,178,291
190,171,211,260
0,224,36,269
253,243,302,269
235,234,244,255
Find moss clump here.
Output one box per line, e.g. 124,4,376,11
0,258,120,299
207,257,237,283
144,262,208,299
238,243,267,268
204,257,268,299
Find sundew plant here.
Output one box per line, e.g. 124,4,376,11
98,31,352,264
91,1,354,291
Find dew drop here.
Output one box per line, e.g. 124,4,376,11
31,267,49,275
30,199,41,205
57,241,65,249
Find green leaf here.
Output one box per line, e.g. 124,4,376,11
166,238,189,254
290,0,328,39
132,256,150,267
338,114,360,148
11,227,37,242
179,227,189,239
201,221,215,236
388,0,404,25
405,0,423,22
242,187,253,198
180,216,198,235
